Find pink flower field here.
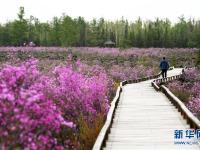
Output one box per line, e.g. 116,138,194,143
0,57,111,149
0,47,199,149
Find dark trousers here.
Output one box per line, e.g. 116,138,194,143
161,69,167,78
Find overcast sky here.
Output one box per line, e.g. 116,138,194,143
0,0,199,23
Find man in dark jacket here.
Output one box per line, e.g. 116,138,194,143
160,57,169,78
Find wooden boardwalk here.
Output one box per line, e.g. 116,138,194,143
103,68,200,150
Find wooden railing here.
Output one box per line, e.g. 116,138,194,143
152,74,182,91
92,84,123,150
92,73,161,150
152,70,200,129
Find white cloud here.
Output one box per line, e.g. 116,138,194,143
0,0,199,23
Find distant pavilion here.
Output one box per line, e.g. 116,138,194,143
104,40,115,47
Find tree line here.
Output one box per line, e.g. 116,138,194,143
0,7,200,48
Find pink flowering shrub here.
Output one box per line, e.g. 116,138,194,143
109,65,155,81
167,68,200,119
187,96,200,118
191,83,200,97
39,61,110,123
0,58,110,149
181,68,200,83
186,83,200,118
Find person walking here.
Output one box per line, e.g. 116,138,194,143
160,57,169,78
